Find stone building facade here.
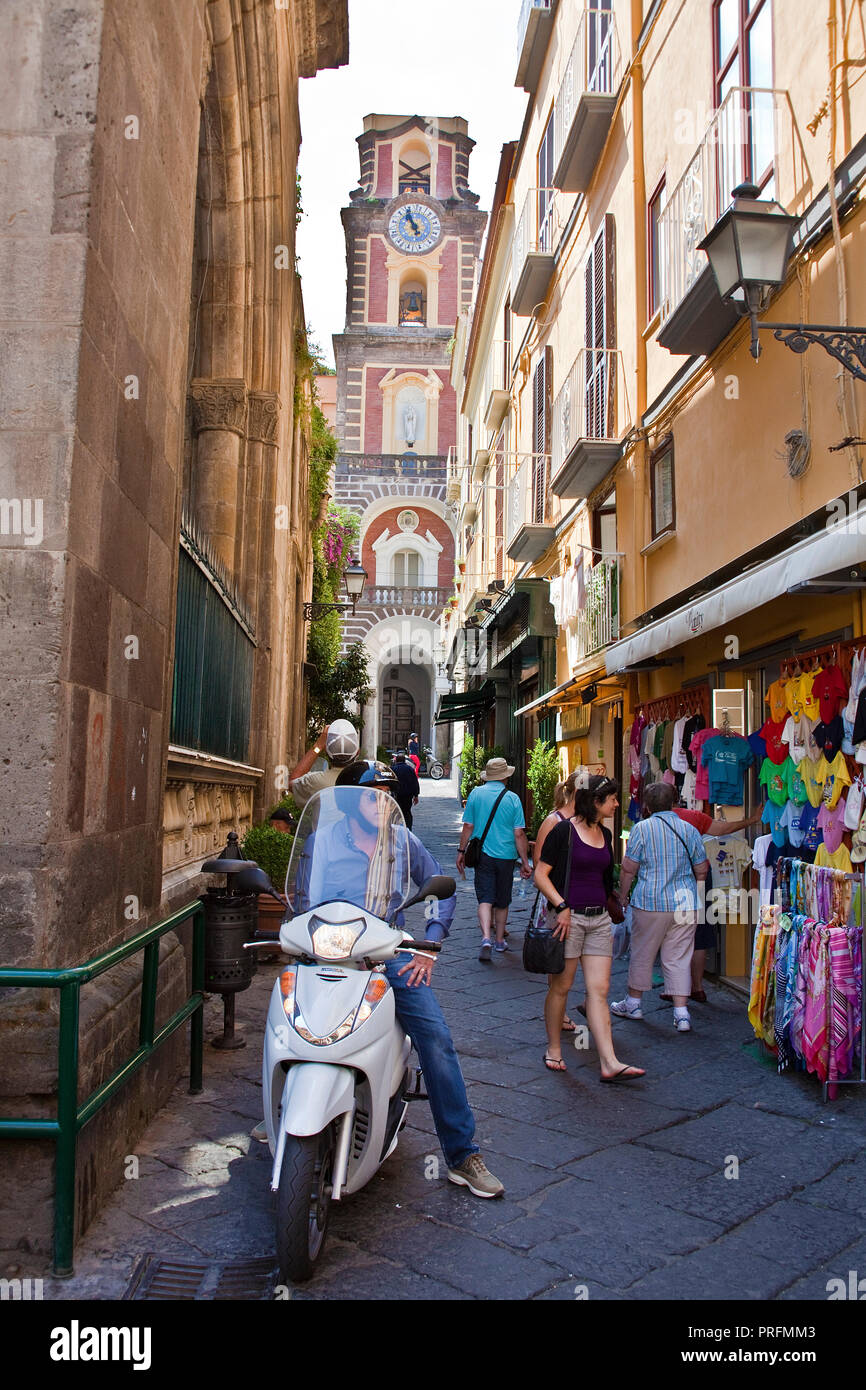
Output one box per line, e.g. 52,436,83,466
0,0,347,1262
332,116,486,758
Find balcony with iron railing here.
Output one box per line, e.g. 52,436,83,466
512,188,561,316
446,444,462,502
482,344,512,434
336,451,447,477
506,453,556,563
516,0,558,92
553,8,622,193
575,557,619,658
551,348,630,498
658,86,787,357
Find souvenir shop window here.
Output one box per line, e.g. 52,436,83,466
650,436,675,539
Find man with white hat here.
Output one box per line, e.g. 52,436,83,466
457,756,532,961
288,720,360,810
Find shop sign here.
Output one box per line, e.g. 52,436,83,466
688,606,705,635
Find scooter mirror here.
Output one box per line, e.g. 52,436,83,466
401,874,456,912
235,865,285,903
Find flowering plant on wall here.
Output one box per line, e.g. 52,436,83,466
322,504,361,588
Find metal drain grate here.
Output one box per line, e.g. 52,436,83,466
124,1255,278,1301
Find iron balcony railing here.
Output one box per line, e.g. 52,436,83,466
506,452,553,549
512,187,561,279
659,86,785,327
365,586,449,608
554,6,621,150
576,556,619,657
551,348,630,472
336,452,447,477
446,444,462,502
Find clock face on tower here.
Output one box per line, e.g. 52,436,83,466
388,202,442,254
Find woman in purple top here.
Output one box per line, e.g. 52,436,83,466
535,775,646,1083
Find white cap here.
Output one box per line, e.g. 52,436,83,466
326,719,360,760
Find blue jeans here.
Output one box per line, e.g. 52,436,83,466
384,959,478,1169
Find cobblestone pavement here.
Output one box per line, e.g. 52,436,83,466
47,780,866,1301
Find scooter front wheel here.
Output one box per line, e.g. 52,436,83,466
275,1125,336,1284
429,761,444,780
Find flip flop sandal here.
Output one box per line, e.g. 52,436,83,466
543,1053,567,1072
599,1065,646,1084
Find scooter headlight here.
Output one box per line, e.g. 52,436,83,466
309,916,366,960
353,974,389,1029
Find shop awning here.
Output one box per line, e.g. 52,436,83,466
435,680,496,724
514,676,580,717
605,516,866,674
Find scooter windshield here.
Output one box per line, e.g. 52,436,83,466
285,785,411,920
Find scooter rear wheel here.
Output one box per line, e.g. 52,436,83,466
275,1125,336,1284
429,761,444,780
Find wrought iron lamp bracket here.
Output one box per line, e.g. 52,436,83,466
761,322,866,382
302,600,355,621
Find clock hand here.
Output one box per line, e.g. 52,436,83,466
406,212,420,234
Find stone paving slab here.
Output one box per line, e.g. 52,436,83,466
34,779,866,1302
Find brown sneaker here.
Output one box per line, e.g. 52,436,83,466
447,1152,505,1199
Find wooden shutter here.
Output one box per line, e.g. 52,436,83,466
584,216,616,439
532,348,553,522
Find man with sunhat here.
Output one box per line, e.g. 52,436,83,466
457,756,532,961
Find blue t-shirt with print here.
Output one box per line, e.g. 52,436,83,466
462,782,525,861
762,798,787,848
701,736,754,803
798,802,823,854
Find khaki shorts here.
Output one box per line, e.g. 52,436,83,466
558,909,613,959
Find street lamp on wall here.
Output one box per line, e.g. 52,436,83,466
303,559,368,621
699,183,866,381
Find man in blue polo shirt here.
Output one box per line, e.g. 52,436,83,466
456,756,532,961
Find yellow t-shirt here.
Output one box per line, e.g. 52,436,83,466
815,843,853,873
799,756,824,808
815,753,852,808
799,670,822,722
766,678,789,725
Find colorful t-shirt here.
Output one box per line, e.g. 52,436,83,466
812,716,844,762
701,736,754,805
702,836,752,888
759,719,788,765
761,799,787,848
675,808,713,835
812,665,848,726
690,728,720,802
815,842,853,873
785,759,808,805
681,768,700,810
781,713,818,764
818,797,847,854
462,784,525,859
759,756,791,806
765,678,789,724
797,670,822,722
780,800,808,847
798,802,823,854
815,753,852,809
799,756,825,808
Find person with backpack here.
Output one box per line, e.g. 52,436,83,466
611,782,710,1033
456,757,532,961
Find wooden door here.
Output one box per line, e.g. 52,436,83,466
381,686,416,749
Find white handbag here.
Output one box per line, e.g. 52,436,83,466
844,776,865,831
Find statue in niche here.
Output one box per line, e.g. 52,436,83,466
403,404,417,447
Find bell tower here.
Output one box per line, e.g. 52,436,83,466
332,115,486,759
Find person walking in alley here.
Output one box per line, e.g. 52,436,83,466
391,750,421,828
611,783,710,1032
533,774,582,1033
534,775,645,1081
407,732,421,777
457,756,532,961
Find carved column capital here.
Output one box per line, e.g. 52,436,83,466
189,378,248,437
247,391,281,445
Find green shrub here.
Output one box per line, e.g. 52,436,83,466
459,735,475,800
241,823,295,895
526,739,561,838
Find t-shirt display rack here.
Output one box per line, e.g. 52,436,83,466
639,683,711,726
748,857,864,1102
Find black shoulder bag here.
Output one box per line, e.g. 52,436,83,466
464,787,508,868
523,821,574,975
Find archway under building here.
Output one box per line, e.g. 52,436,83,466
360,615,451,766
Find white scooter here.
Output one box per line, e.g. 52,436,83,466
239,784,454,1283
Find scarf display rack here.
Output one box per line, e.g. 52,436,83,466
749,857,864,1101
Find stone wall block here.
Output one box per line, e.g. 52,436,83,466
145,528,173,630
0,134,56,234
68,438,106,568
0,550,66,676
0,431,69,549
66,557,111,693
61,682,89,837
40,0,103,132
80,689,110,836
82,245,119,373
75,328,117,463
115,395,154,519
126,607,166,712
99,476,149,608
146,452,179,544
52,133,95,234
0,326,81,433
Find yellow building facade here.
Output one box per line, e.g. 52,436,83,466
447,0,866,982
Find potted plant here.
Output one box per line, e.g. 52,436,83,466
457,561,466,574
241,821,294,938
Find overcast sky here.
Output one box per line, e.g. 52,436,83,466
297,0,528,368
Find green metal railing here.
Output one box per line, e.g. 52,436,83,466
0,900,205,1278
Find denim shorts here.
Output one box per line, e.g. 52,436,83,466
474,851,515,908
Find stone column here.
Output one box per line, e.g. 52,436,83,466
188,377,248,574
245,391,282,805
